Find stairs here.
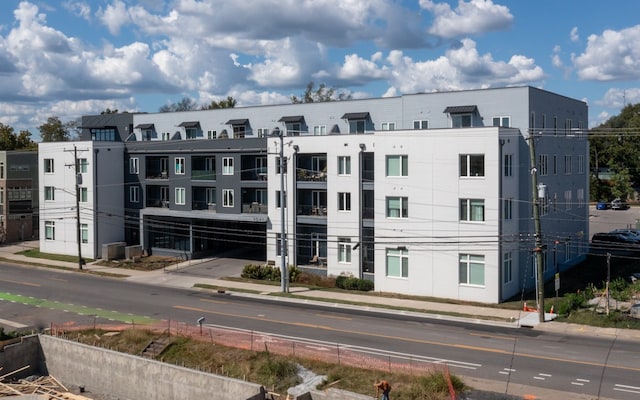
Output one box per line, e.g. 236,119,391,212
140,334,173,359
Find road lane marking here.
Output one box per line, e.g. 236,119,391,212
614,384,640,394
171,304,640,373
469,332,516,341
315,313,352,320
0,278,40,287
0,318,28,328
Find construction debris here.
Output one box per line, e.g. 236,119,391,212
0,374,93,399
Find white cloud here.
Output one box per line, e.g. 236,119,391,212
337,53,388,82
421,0,513,39
573,25,640,81
596,87,640,109
97,0,131,35
63,1,91,21
570,26,579,42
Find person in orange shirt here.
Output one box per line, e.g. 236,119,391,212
374,379,391,400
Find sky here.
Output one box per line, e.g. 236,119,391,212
1,0,640,140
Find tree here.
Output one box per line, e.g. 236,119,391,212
202,96,237,110
291,82,351,104
39,117,70,142
159,97,199,112
101,108,119,114
0,123,36,150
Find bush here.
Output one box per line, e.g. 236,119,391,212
336,274,373,291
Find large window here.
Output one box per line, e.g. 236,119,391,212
503,154,513,177
538,154,548,176
459,254,485,286
452,114,472,128
413,120,428,129
460,199,484,222
207,130,217,139
349,119,366,134
223,189,234,207
338,238,352,263
386,248,408,278
80,187,88,202
44,186,55,201
577,155,585,174
564,155,572,174
386,155,408,177
313,125,326,135
130,186,139,203
386,196,408,218
338,156,351,176
45,221,55,240
175,187,185,205
44,158,54,173
91,128,116,141
503,198,512,220
502,252,512,284
129,158,139,174
381,122,396,131
460,154,484,177
175,157,185,175
223,157,234,175
492,116,510,127
338,192,351,211
81,223,88,244
78,158,88,173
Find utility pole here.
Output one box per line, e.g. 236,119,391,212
528,131,545,322
278,132,288,293
74,145,83,270
606,252,611,316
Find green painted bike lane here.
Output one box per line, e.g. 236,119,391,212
0,292,159,325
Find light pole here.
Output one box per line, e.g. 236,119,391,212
74,145,83,270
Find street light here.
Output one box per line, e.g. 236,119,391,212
272,128,288,293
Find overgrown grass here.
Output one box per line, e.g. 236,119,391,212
71,328,465,399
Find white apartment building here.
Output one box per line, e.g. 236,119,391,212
39,86,588,303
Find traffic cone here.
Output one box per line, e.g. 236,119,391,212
550,305,554,314
523,302,527,311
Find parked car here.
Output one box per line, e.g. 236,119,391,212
611,198,630,210
592,232,640,253
596,201,610,210
611,229,640,241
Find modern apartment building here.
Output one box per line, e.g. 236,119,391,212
0,151,38,243
40,86,588,303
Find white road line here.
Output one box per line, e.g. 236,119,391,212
0,317,28,328
499,371,510,375
533,376,545,380
539,373,552,377
614,384,640,394
576,378,590,382
571,382,584,386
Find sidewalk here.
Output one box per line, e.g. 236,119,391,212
2,241,640,341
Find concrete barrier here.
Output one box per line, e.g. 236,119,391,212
101,242,126,261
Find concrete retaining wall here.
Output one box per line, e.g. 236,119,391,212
0,336,43,379
38,335,265,400
101,242,126,260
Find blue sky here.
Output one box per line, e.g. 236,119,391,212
1,0,639,140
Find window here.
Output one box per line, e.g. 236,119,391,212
313,125,326,135
386,155,408,177
503,252,512,284
286,123,301,135
45,221,55,240
386,196,408,218
338,192,351,211
381,122,396,131
541,114,547,131
175,188,185,205
349,119,366,134
452,114,472,128
564,155,572,174
338,156,351,176
91,128,115,141
223,189,234,207
129,158,139,174
538,154,548,176
130,186,139,203
459,254,485,286
81,223,88,244
276,190,286,208
386,248,408,278
540,195,549,216
503,198,512,220
0,188,3,204
185,127,197,140
553,155,557,175
276,233,282,256
175,157,185,175
460,154,484,177
256,128,268,138
223,157,234,175
44,159,54,173
233,125,245,139
492,116,510,127
460,199,485,222
338,238,352,263
503,154,513,177
276,157,287,174
80,187,88,202
45,186,55,201
553,116,558,135
206,188,216,205
565,119,573,136
256,157,267,176
577,155,584,174
207,130,217,139
0,162,3,179
577,188,585,208
78,158,88,173
564,190,572,210
530,112,536,131
413,120,428,129
162,132,170,141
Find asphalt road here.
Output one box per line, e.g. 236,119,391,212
1,263,639,399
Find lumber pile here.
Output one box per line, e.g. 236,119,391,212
0,369,93,399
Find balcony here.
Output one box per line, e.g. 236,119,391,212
192,156,216,181
192,201,217,211
297,169,326,182
297,205,327,216
242,202,267,214
146,156,169,180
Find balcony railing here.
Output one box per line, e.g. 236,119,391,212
297,170,327,182
192,170,216,180
297,205,327,216
242,202,267,214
